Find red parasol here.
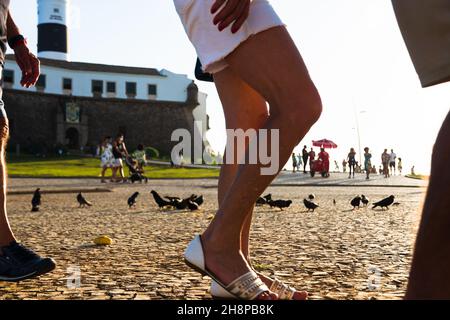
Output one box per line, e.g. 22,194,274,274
312,139,338,149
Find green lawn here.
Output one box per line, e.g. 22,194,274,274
6,154,220,179
405,174,429,181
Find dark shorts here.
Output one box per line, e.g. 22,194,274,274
392,0,450,87
389,161,396,168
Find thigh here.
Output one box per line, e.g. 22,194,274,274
0,100,8,142
224,26,319,114
0,117,8,142
214,67,269,130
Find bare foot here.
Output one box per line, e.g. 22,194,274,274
202,235,278,300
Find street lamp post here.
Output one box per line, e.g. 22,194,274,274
353,108,366,165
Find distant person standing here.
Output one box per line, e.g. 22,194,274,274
347,148,357,179
382,149,390,178
291,153,297,173
99,136,114,183
364,147,372,180
296,153,303,172
398,157,403,175
302,145,309,174
318,148,330,177
112,134,129,182
172,150,184,168
342,159,347,173
389,149,397,176
308,147,316,172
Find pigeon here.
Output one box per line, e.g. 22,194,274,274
187,200,200,211
372,195,395,210
303,199,319,212
308,194,315,200
256,197,267,206
268,199,292,210
31,188,41,212
361,195,369,206
77,192,92,208
151,190,173,209
165,196,182,202
128,192,139,208
350,196,362,209
192,195,204,207
256,194,272,206
170,198,188,210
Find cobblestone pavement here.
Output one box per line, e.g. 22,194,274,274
274,171,427,187
0,178,425,300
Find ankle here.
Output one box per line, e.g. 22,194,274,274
201,236,241,256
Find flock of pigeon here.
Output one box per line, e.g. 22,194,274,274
256,193,399,212
30,187,398,214
149,190,204,211
30,188,204,212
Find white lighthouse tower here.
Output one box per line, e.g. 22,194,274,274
37,0,70,61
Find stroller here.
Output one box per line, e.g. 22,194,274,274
124,157,148,183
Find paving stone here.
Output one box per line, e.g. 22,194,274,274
1,179,422,300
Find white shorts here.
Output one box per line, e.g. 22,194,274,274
101,156,114,168
174,0,284,74
112,158,123,168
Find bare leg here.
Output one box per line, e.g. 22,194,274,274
111,166,118,182
119,166,126,182
201,27,322,291
215,68,307,300
406,112,450,299
215,66,267,261
0,118,15,247
101,167,107,182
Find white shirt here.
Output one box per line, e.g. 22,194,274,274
390,152,397,162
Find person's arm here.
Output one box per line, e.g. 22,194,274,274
6,11,40,88
211,0,250,33
122,143,129,157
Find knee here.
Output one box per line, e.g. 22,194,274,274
277,85,322,129
294,85,322,125
226,108,269,131
301,87,322,125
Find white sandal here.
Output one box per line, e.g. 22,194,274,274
184,235,271,300
211,278,297,300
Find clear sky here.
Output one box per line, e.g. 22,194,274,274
8,0,450,174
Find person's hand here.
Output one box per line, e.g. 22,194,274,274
211,0,250,33
14,44,40,88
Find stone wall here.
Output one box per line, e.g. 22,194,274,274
2,89,199,157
